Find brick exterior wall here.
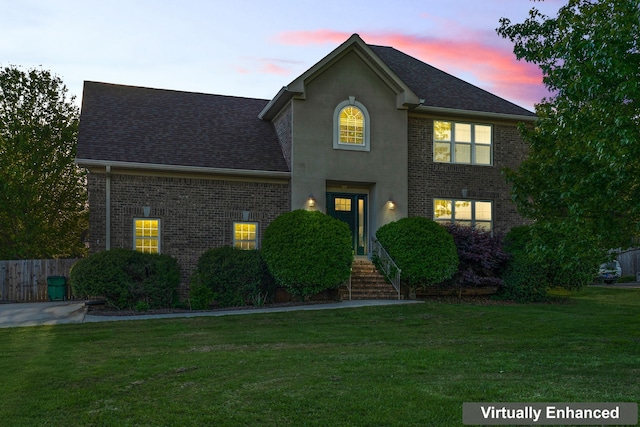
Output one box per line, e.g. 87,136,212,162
407,116,530,234
87,172,290,287
273,103,292,170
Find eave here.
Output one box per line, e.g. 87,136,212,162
75,158,291,180
413,105,538,123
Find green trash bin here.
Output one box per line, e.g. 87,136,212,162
47,276,67,301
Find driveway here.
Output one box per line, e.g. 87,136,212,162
0,301,87,328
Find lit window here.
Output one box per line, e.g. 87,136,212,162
433,199,493,231
434,121,492,165
334,198,352,212
234,222,258,250
333,98,370,151
339,106,364,145
134,219,160,253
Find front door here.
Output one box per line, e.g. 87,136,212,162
327,193,367,255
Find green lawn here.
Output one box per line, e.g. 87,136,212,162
1,287,638,426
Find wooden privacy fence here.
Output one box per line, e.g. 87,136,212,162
0,259,80,302
615,249,640,278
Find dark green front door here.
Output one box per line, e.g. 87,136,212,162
327,193,367,255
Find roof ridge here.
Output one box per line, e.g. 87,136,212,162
83,81,270,102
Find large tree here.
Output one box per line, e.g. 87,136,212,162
0,66,87,259
497,0,640,283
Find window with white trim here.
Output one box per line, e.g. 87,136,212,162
433,199,493,231
333,97,370,151
234,222,258,250
134,219,160,253
434,121,492,165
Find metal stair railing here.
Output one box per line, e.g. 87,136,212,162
371,237,402,300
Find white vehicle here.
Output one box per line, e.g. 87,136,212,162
598,260,622,284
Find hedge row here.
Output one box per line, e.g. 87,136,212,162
377,219,599,303
70,215,595,308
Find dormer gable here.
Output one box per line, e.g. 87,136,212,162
259,34,421,121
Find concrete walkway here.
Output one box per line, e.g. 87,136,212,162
0,299,423,329
3,283,636,329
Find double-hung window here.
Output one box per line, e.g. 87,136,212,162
434,199,493,231
234,222,258,250
434,121,492,165
134,219,160,253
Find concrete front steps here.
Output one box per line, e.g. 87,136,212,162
339,259,401,300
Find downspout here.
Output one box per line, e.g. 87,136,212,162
105,165,111,250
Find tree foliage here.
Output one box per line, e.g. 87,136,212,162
497,0,640,267
0,66,87,259
500,225,599,302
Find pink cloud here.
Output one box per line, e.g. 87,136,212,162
275,30,551,109
235,57,303,77
260,62,290,76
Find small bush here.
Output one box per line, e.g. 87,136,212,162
190,246,275,308
500,253,550,302
262,210,352,300
498,226,549,302
444,224,510,288
189,281,217,310
499,224,607,302
376,217,458,289
70,249,180,309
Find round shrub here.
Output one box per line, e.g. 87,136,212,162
190,246,275,308
262,210,353,300
376,217,458,288
70,248,180,309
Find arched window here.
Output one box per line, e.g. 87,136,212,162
339,106,364,145
333,97,370,151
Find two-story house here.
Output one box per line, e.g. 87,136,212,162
76,34,535,286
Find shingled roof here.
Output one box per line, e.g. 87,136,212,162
369,44,536,118
76,82,289,173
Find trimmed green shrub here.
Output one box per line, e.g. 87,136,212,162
262,210,353,300
190,246,275,308
141,253,181,308
70,248,180,309
376,217,458,288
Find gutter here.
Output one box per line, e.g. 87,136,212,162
105,165,111,250
414,105,537,123
258,86,299,121
76,159,291,179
